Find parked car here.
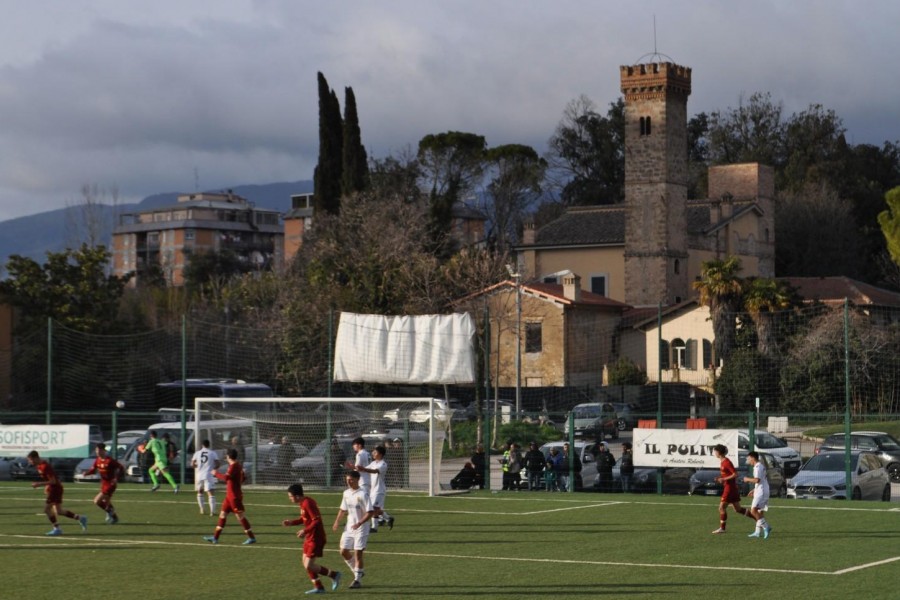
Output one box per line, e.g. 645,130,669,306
383,398,451,424
688,451,786,498
611,402,640,431
564,403,619,440
9,456,83,482
786,450,891,501
818,431,900,483
738,430,802,476
607,462,694,494
0,456,14,481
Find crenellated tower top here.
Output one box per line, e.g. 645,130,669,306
620,62,691,101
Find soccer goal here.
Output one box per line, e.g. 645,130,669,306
193,397,449,496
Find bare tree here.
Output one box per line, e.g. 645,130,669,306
65,183,119,249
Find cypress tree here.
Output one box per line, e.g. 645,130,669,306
314,72,343,215
342,86,369,196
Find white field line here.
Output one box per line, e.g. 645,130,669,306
5,532,890,577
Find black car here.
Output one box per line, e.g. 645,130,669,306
606,462,694,494
611,402,640,431
9,456,84,482
688,451,786,498
818,431,900,483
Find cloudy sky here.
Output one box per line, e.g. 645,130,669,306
0,0,897,222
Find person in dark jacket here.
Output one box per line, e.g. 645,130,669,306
562,442,583,491
619,442,635,492
593,441,616,492
523,442,546,490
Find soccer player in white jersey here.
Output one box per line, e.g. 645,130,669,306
332,471,374,589
345,437,372,495
743,451,772,539
355,445,394,531
191,439,221,515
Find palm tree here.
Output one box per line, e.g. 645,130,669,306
743,277,796,357
693,257,743,365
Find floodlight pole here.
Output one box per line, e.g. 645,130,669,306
512,270,522,419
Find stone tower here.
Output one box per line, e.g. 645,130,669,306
621,61,692,306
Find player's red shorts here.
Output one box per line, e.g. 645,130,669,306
303,531,326,558
221,496,245,514
45,484,64,505
101,481,117,496
721,483,741,503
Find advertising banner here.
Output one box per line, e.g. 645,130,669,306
0,424,91,457
632,428,739,469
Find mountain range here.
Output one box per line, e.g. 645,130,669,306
0,180,313,266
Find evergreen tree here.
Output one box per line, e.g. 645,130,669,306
341,86,369,196
313,72,343,215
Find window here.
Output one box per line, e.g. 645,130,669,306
525,322,542,354
659,340,670,370
184,229,195,241
543,276,558,284
590,275,607,296
674,259,680,274
640,116,652,136
702,339,713,369
672,338,686,368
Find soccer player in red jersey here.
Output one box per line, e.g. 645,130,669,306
284,482,342,595
26,450,87,536
203,448,256,545
82,442,125,524
711,444,756,534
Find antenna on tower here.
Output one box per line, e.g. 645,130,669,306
635,15,674,64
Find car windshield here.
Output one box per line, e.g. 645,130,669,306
873,435,900,450
573,406,600,418
803,453,858,472
754,433,787,449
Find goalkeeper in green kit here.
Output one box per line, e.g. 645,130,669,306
142,430,180,493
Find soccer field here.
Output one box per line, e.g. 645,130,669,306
2,482,898,599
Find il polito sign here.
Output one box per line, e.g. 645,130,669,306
632,428,739,469
0,424,91,457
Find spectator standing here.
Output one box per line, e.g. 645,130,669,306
619,442,635,493
523,442,546,490
546,446,563,491
593,441,616,492
276,435,298,484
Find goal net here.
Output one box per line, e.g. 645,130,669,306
194,397,449,496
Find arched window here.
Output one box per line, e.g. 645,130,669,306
645,116,651,135
659,339,670,370
639,116,652,136
674,259,680,274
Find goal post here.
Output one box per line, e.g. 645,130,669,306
193,397,449,496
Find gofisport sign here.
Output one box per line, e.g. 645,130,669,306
632,428,739,469
0,425,91,458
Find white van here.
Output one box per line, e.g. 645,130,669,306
564,403,619,439
122,418,255,483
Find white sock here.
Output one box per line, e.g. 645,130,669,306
344,557,356,571
197,495,204,511
209,497,216,513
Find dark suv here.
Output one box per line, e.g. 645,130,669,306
819,431,900,483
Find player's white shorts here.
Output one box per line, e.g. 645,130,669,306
370,491,385,510
340,528,369,551
194,478,216,493
751,492,769,511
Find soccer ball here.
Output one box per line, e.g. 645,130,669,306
115,400,126,409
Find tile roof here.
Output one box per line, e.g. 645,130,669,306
530,206,625,246
780,276,900,308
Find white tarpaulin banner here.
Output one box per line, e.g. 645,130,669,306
0,424,91,458
333,312,476,384
632,428,739,468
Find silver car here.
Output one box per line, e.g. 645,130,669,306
786,450,891,501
